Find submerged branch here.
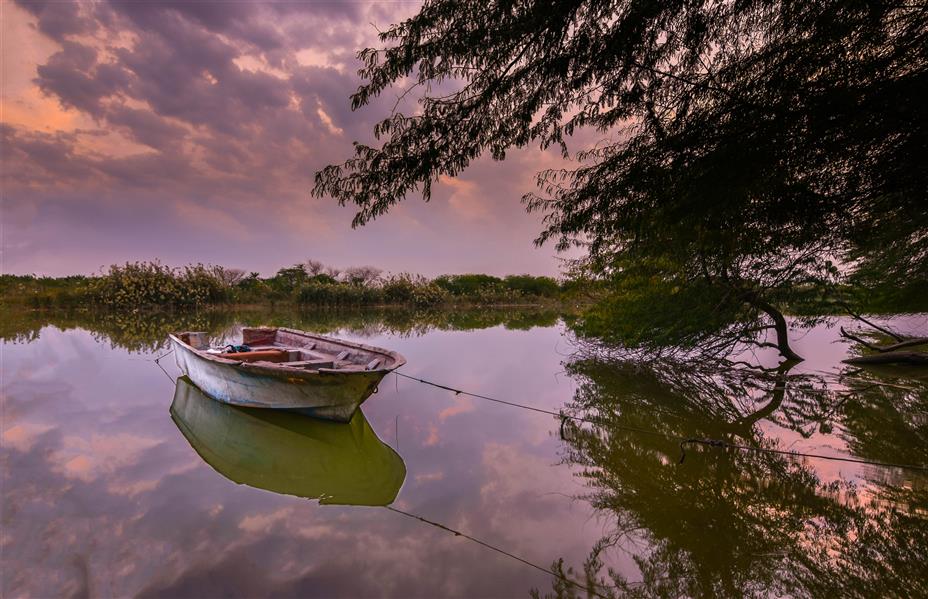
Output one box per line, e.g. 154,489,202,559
841,303,906,341
840,319,928,365
843,351,928,366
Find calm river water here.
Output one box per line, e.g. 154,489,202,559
2,308,926,598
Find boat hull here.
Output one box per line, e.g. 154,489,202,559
171,337,388,422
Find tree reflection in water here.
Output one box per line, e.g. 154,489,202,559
534,360,928,599
0,306,562,352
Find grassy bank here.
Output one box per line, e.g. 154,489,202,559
1,261,587,311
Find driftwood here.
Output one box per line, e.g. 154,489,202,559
839,327,928,353
839,314,928,366
838,303,906,342
843,351,928,366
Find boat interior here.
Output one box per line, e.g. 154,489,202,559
177,328,392,372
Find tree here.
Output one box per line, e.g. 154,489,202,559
503,274,561,297
314,0,927,363
212,267,247,287
305,259,326,276
342,265,384,286
270,264,309,293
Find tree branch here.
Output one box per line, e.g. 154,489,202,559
839,326,883,352
843,351,928,366
840,303,905,341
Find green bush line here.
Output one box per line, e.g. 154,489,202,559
0,262,580,311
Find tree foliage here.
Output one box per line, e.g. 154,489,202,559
314,0,927,360
433,273,504,295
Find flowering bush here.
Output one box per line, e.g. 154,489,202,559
90,262,230,309
381,274,449,307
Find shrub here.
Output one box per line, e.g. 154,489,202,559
297,282,387,306
410,282,450,306
382,274,449,306
433,274,503,296
503,274,561,297
180,264,228,305
2,263,567,310
90,261,230,309
309,273,338,285
0,274,92,308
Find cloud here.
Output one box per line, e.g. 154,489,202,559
415,471,445,483
34,42,110,116
439,175,493,222
105,104,187,149
51,433,163,482
173,200,252,238
1,324,611,598
2,422,54,452
438,394,476,422
15,0,97,42
4,0,570,277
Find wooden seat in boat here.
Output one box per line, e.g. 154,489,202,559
222,349,290,363
281,359,335,370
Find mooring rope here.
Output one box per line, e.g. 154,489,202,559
394,372,667,439
151,349,176,384
386,506,613,599
394,371,928,474
152,348,175,363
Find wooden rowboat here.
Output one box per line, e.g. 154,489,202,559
171,376,406,505
169,327,406,422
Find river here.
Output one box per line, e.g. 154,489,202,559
2,308,926,597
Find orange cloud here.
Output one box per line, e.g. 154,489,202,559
438,175,493,222
423,424,439,447
438,394,475,422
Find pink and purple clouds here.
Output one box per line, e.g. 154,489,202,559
2,0,569,277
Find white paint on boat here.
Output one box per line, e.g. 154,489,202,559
169,327,406,422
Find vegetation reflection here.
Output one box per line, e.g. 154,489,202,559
1,306,562,352
532,361,928,598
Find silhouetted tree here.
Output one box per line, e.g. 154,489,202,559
305,259,326,276
315,0,927,362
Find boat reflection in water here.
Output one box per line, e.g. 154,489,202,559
170,376,406,506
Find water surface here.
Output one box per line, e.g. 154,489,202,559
2,308,926,597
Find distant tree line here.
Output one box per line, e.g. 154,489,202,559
0,261,572,310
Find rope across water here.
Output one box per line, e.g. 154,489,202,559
393,371,928,474
385,506,614,598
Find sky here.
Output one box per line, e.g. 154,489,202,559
1,0,574,278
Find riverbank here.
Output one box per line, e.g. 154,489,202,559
1,262,593,311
